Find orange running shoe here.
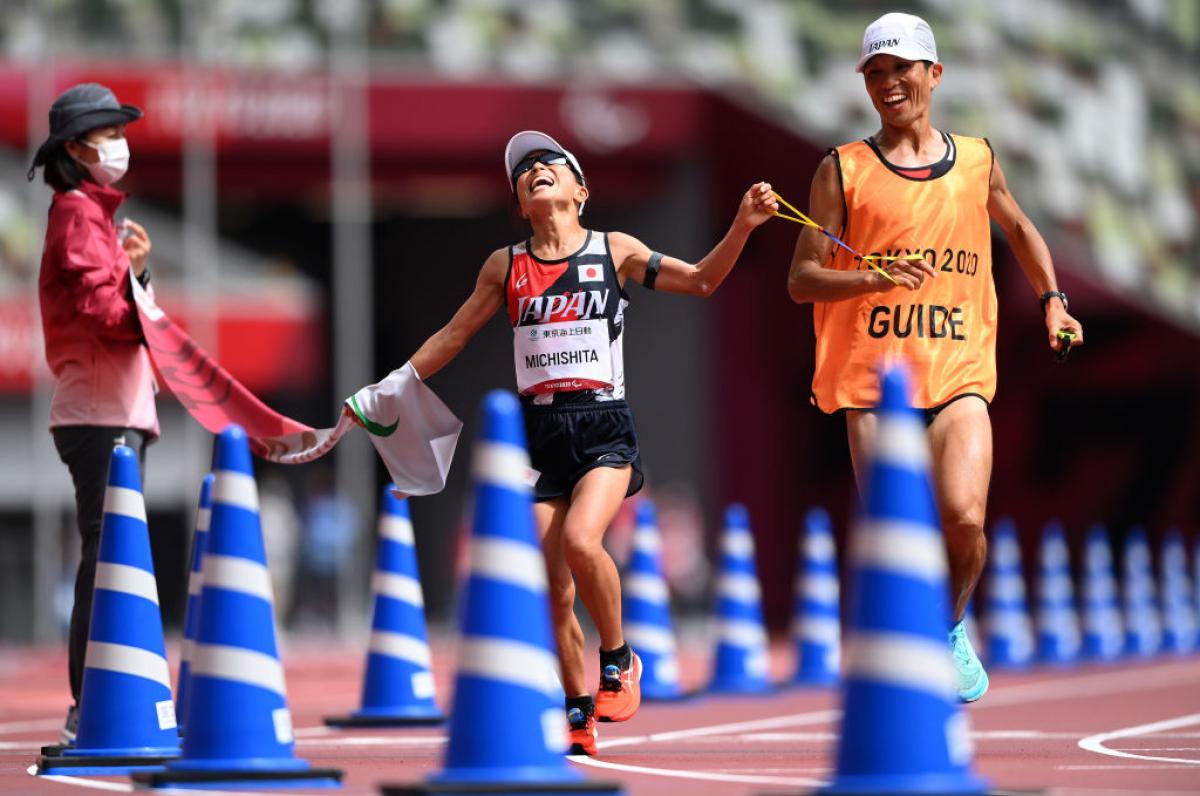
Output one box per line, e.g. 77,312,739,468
595,651,642,723
567,704,597,756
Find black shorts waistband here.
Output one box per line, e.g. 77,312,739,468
521,399,631,416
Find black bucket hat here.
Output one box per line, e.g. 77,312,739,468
27,82,143,180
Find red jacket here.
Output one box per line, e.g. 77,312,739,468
39,181,158,436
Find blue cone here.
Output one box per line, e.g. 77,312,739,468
1036,521,1081,665
1122,527,1162,657
792,507,840,686
983,518,1034,670
622,499,684,701
176,473,214,733
1080,525,1123,661
135,425,341,789
326,489,444,726
1160,528,1197,654
820,366,986,795
37,445,180,776
707,503,771,694
425,391,620,793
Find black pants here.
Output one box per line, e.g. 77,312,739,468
52,426,149,704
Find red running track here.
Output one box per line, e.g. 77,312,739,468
1,640,1198,795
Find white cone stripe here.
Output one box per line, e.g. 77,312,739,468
191,643,286,697
1039,576,1075,602
85,641,171,690
721,532,755,558
875,414,930,469
103,486,147,523
718,573,761,603
457,637,560,697
471,537,547,593
632,529,662,554
203,554,274,603
993,539,1021,567
471,442,532,492
213,470,259,513
380,515,415,545
624,573,669,604
180,638,195,664
369,630,432,667
719,619,767,648
1084,579,1117,601
989,572,1028,601
805,533,835,561
195,507,211,533
624,623,677,655
845,633,955,697
803,574,839,604
852,519,948,582
187,572,203,596
94,562,160,605
795,616,841,645
373,572,425,606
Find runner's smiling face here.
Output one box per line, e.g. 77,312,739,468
862,54,942,127
513,149,587,217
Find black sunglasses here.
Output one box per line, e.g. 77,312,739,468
511,151,576,185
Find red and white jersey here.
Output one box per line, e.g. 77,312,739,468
505,231,629,406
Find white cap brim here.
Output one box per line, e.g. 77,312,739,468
504,130,585,190
855,45,938,72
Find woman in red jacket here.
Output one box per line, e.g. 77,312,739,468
28,83,156,743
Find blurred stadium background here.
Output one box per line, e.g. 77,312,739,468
0,0,1197,646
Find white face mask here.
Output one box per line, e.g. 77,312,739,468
76,137,130,185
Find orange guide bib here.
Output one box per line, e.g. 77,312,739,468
811,134,997,411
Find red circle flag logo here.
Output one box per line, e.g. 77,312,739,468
577,263,602,282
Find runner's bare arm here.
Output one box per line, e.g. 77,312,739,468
787,156,934,302
409,248,508,379
612,182,777,296
987,157,1084,350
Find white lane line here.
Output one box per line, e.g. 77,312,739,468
296,735,445,747
1057,763,1200,770
0,717,60,735
26,767,132,792
1079,713,1200,766
591,707,841,751
570,757,824,787
978,660,1200,708
739,729,1088,743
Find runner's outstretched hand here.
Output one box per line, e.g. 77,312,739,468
737,182,780,229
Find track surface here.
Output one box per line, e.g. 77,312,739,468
2,640,1198,795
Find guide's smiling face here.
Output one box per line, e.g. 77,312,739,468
862,53,942,126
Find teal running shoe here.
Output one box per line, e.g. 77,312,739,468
949,619,989,703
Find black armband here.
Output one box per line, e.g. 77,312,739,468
643,252,663,290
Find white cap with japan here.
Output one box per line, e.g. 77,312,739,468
855,12,939,73
503,130,587,215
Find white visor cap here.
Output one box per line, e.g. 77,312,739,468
504,130,586,214
855,12,938,73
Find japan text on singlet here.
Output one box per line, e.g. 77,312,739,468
506,231,629,406
811,133,998,411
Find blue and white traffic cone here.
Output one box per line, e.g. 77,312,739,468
37,445,181,776
707,503,772,694
135,426,341,789
1036,521,1081,665
1160,528,1197,654
326,489,444,726
792,507,840,686
819,366,986,795
1122,527,1162,658
1080,524,1124,661
621,499,684,701
403,391,619,794
983,518,1034,669
176,473,214,734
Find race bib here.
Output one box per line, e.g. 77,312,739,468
513,319,613,395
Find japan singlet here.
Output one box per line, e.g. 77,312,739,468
811,133,998,411
505,230,629,406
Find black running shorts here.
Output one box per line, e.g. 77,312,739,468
521,400,645,502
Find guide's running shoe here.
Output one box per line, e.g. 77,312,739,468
950,619,989,703
595,652,642,722
567,705,597,756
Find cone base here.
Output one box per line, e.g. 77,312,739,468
383,779,624,794
792,671,839,687
325,710,445,728
36,750,176,777
132,765,343,789
816,771,990,795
